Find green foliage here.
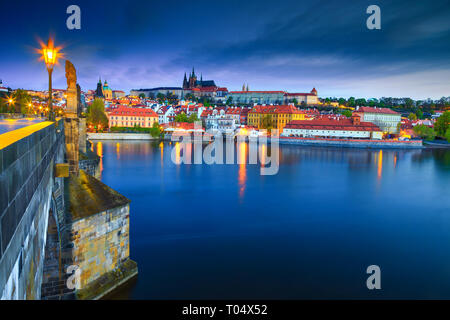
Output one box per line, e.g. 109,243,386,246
174,112,199,123
156,93,166,103
149,121,161,138
110,122,161,137
355,98,367,106
226,96,233,105
408,113,417,121
339,110,352,118
0,90,32,113
138,93,145,99
415,109,424,120
338,98,347,106
188,113,198,123
174,112,188,123
87,98,108,131
445,128,450,143
347,97,356,107
413,124,436,141
434,111,450,137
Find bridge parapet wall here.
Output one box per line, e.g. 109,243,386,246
0,120,64,299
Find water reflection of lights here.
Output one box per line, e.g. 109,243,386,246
377,150,383,180
175,142,180,164
160,142,164,166
97,141,103,177
238,142,247,200
116,142,120,159
260,143,266,167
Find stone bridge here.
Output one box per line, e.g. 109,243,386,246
0,120,65,299
0,118,137,300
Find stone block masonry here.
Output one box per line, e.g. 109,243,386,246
0,120,65,299
65,170,134,291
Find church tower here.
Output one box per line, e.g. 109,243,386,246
183,72,188,89
95,77,104,98
188,67,197,89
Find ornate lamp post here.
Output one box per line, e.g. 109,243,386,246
41,39,59,121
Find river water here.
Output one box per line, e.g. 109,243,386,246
91,140,450,299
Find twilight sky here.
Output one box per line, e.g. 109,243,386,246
1,0,449,99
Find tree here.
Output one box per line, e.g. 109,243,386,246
445,128,450,143
415,108,424,120
174,112,189,123
11,89,32,114
355,98,367,106
434,111,450,137
139,93,146,99
338,98,347,107
347,97,356,107
408,113,417,121
156,93,166,103
405,98,414,109
413,124,436,141
87,98,108,131
187,113,198,123
340,110,352,118
226,96,233,105
292,98,298,106
149,121,161,138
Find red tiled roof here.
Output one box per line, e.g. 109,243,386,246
162,122,204,131
285,118,381,132
285,93,315,96
108,106,158,117
355,107,399,115
199,86,217,92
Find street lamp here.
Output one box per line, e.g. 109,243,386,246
39,38,60,121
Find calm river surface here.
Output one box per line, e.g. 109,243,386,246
91,140,450,299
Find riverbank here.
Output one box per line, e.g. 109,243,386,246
88,132,425,149
423,140,450,148
87,132,158,140
278,136,423,148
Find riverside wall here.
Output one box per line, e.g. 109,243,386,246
87,133,157,140
278,137,423,149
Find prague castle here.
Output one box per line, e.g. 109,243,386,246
182,67,217,89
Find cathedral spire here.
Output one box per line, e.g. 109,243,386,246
183,72,188,89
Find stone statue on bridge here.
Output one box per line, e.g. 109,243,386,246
65,60,78,118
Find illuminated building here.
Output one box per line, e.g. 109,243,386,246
284,88,319,105
353,106,401,134
102,80,112,99
229,88,319,105
247,105,306,132
107,106,158,128
282,114,383,139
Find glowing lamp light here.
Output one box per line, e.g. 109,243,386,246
40,39,60,70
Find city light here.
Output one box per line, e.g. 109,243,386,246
36,37,63,121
